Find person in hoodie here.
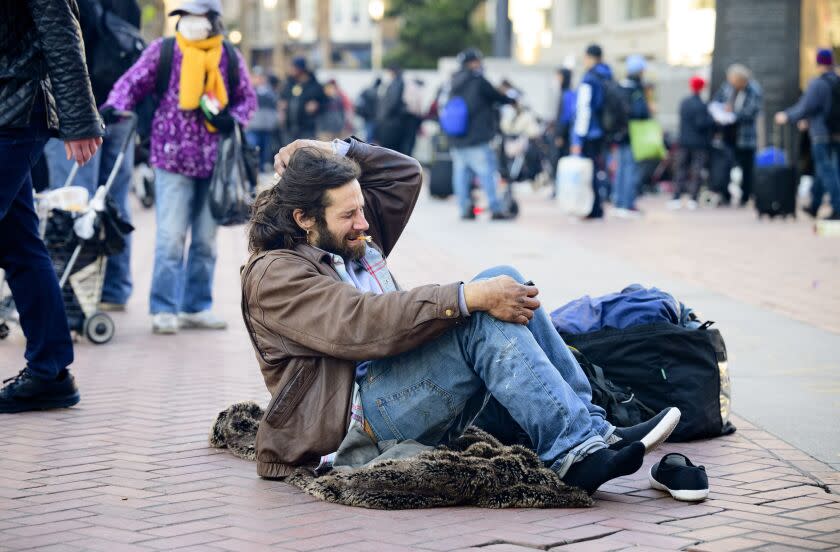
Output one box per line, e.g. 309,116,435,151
447,48,516,220
670,76,715,210
570,44,613,219
280,57,327,143
101,0,257,335
552,68,576,169
613,54,651,217
775,48,840,220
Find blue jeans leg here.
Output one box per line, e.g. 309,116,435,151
451,147,472,214
813,142,840,215
476,143,502,214
469,266,611,438
0,124,74,379
180,178,217,314
615,144,637,209
97,120,134,305
451,143,502,215
149,169,194,314
359,266,607,477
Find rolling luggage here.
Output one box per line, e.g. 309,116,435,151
429,157,453,198
754,126,797,219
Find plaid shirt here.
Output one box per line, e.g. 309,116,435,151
714,80,763,150
315,244,398,471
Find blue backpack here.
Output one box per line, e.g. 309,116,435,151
439,95,469,137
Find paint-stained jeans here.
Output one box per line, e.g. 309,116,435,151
358,265,613,476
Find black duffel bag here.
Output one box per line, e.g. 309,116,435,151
563,321,735,442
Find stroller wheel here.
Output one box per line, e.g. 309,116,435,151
84,312,115,345
0,322,9,340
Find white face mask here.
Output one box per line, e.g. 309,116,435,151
178,15,212,41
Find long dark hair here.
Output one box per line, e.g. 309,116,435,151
248,147,361,254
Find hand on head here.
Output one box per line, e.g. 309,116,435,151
463,276,540,325
273,139,332,178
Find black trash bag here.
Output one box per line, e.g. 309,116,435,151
209,126,258,226
95,195,135,256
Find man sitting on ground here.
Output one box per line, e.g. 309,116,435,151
241,138,680,494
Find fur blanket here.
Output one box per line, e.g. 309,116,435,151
210,401,592,509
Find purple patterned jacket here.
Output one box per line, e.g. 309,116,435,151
104,37,257,179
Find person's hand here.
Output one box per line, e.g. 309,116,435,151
570,144,582,156
207,109,236,134
304,100,319,114
64,137,103,166
774,112,788,126
723,104,733,112
554,137,565,148
273,139,333,177
463,276,540,325
798,119,809,131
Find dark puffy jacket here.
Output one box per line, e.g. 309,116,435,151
0,0,104,140
448,68,513,148
281,73,327,135
678,94,714,149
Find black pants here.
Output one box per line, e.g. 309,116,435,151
729,147,756,205
581,138,605,218
674,147,708,201
0,107,74,379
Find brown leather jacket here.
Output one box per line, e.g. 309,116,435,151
241,139,466,478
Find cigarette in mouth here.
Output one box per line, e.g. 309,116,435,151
352,235,372,242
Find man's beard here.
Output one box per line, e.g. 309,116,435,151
312,218,366,261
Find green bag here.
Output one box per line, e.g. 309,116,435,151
629,119,667,161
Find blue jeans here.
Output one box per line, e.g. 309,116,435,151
451,142,502,215
614,144,638,209
812,141,840,214
0,102,74,379
359,265,612,477
149,169,217,315
43,119,134,305
245,129,274,172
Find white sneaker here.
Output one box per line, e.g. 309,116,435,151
667,199,683,210
152,313,179,335
178,310,228,330
686,200,698,211
612,207,629,218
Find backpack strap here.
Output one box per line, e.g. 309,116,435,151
155,37,176,102
222,40,239,100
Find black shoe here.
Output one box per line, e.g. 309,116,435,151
802,205,819,219
609,407,681,453
0,368,80,413
649,453,709,502
490,211,516,221
827,212,840,221
460,209,476,220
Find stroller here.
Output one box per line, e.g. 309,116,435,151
0,111,136,345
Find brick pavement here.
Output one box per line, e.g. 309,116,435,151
0,191,839,552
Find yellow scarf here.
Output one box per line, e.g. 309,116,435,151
175,33,228,130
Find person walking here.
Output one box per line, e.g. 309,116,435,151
570,44,614,219
445,48,516,220
551,68,576,176
713,64,762,206
42,0,141,312
355,77,381,143
316,79,347,141
0,0,105,412
246,66,280,173
613,54,651,217
280,57,326,143
375,65,408,153
775,48,840,220
101,0,256,335
670,76,715,210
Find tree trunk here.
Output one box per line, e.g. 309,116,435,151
317,0,332,68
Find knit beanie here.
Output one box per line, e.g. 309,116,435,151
817,48,834,66
689,76,705,93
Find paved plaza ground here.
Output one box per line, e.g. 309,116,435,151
0,183,838,551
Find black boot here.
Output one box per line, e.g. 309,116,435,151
0,368,80,413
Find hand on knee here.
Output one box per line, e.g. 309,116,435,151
463,276,539,325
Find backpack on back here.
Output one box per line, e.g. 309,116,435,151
598,77,629,140
821,72,840,134
438,82,470,137
89,3,146,101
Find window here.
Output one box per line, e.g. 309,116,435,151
351,0,361,23
626,0,656,19
573,0,599,26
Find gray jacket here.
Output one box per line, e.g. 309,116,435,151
785,72,837,144
714,80,762,149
